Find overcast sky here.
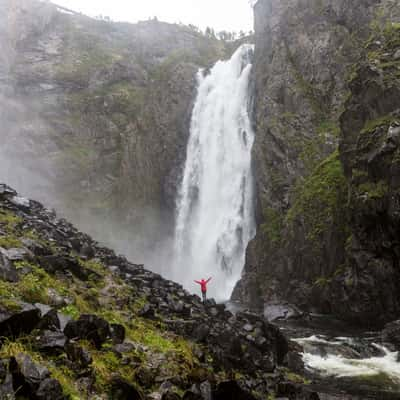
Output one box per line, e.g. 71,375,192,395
51,0,254,32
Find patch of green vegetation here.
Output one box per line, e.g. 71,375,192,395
59,304,80,320
317,120,340,137
0,338,82,399
287,150,349,243
284,370,311,385
0,234,22,249
361,115,398,135
314,277,331,287
261,207,284,246
355,180,389,200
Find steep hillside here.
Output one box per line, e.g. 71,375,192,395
234,0,400,326
0,0,230,264
0,184,326,399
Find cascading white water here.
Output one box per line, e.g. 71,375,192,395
294,336,400,385
173,44,255,301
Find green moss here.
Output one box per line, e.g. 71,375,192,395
59,304,80,319
361,115,398,135
0,234,22,249
287,150,348,243
355,180,389,200
261,207,284,246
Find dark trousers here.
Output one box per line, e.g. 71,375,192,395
202,291,207,302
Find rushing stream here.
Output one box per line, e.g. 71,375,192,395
173,44,255,301
276,316,400,399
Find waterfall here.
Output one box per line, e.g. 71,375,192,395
173,44,256,302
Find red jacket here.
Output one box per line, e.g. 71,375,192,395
195,278,212,293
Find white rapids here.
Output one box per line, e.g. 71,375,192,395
173,44,256,301
295,336,400,383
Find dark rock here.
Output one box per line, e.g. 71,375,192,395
0,372,14,400
110,377,144,400
39,255,89,281
114,341,135,355
36,306,63,331
162,391,181,400
382,320,400,350
0,303,41,338
110,323,126,344
36,330,67,354
65,342,92,368
199,380,212,400
36,378,65,400
0,184,17,197
138,303,155,319
192,324,210,343
10,353,50,389
9,196,31,211
182,390,202,400
80,243,95,258
64,314,111,349
264,302,303,322
213,381,256,400
0,247,18,282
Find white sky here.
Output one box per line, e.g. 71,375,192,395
51,0,254,32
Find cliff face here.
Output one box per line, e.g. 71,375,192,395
0,0,228,265
234,0,400,326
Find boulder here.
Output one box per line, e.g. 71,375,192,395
110,377,144,400
0,247,18,282
64,314,111,349
382,320,400,350
36,330,68,354
213,381,257,400
0,303,41,338
110,323,126,344
65,342,92,368
36,378,66,400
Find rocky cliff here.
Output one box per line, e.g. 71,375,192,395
234,0,400,326
0,0,231,266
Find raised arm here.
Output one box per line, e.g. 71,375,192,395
194,280,201,284
206,277,212,283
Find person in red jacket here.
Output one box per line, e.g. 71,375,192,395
194,277,212,302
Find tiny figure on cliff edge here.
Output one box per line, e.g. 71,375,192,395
194,277,212,303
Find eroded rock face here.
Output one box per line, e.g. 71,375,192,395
235,0,400,326
0,0,230,267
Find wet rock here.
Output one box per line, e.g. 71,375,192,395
110,377,144,400
199,380,212,400
110,323,126,344
0,359,14,400
9,196,31,210
182,390,202,400
36,378,65,400
64,314,111,349
139,303,156,319
213,381,256,400
36,306,65,331
192,324,210,342
65,342,92,368
382,320,400,350
162,391,181,400
0,247,18,282
36,330,67,354
11,353,50,389
39,254,89,280
0,302,41,338
0,184,17,197
264,302,304,322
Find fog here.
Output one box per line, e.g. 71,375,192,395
52,0,254,32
